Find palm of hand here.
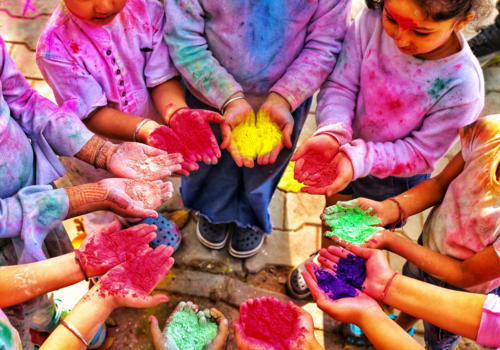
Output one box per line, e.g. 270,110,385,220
293,135,339,182
318,292,380,325
283,316,315,350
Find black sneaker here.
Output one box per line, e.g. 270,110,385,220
196,216,230,249
468,23,500,64
228,225,264,258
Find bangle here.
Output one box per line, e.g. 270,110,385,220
93,141,109,169
133,119,151,143
74,252,89,282
221,96,246,114
61,321,89,347
379,272,398,311
387,198,408,232
167,107,190,126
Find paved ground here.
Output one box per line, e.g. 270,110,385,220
4,0,499,349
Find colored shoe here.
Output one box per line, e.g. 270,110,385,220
229,225,264,258
468,22,500,64
196,216,230,250
286,251,319,299
130,213,182,251
343,314,414,346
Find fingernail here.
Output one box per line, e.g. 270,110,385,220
223,319,228,325
210,311,217,319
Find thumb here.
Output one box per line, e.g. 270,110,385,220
287,301,307,319
149,315,164,342
212,319,229,348
205,111,225,123
220,123,232,149
349,245,373,259
282,123,293,149
232,322,247,346
290,142,310,162
98,219,122,237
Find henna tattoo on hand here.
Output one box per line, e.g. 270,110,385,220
75,135,106,166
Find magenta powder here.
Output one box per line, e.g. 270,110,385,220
314,254,366,300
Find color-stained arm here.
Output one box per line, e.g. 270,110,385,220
270,0,351,111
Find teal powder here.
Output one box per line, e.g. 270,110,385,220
323,201,382,245
165,310,218,350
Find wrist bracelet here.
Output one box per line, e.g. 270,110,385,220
61,321,89,347
379,272,398,311
167,107,190,126
93,141,109,169
386,198,408,232
133,119,150,143
221,96,246,114
74,252,89,282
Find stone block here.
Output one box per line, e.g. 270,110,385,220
244,225,320,273
485,67,500,92
156,268,228,299
432,156,450,177
0,12,49,50
10,43,43,79
285,192,325,230
389,252,407,275
172,215,244,273
32,79,56,103
297,112,317,148
269,190,284,230
4,42,12,55
302,303,342,333
309,90,319,113
0,0,60,18
481,92,500,118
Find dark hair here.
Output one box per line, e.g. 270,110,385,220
365,0,493,29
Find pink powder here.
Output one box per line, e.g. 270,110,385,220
170,109,218,156
150,126,196,163
301,153,338,188
241,300,295,350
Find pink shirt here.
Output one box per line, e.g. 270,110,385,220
36,0,178,123
423,116,500,293
477,294,500,348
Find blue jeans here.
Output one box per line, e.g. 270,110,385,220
181,90,312,234
403,235,500,350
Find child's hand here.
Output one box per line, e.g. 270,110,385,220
321,198,397,227
256,93,294,165
301,152,353,196
105,142,184,180
96,245,174,309
76,219,156,277
302,261,383,326
169,108,225,165
328,229,397,251
317,246,395,301
220,97,256,168
291,134,340,182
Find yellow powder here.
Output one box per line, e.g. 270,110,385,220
278,161,305,193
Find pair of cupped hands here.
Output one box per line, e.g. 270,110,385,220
137,93,294,173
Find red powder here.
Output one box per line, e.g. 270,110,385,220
241,300,295,350
150,126,196,163
386,6,419,30
170,109,218,156
301,153,338,188
70,43,79,53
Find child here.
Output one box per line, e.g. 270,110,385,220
164,0,352,258
326,115,500,349
288,0,489,299
36,0,223,243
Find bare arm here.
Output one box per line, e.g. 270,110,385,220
150,78,188,125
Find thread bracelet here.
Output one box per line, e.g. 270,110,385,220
74,253,89,282
379,272,398,311
387,198,408,232
61,321,89,347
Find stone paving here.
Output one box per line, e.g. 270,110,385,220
4,0,499,349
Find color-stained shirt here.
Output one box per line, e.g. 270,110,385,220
423,116,500,294
315,8,484,181
0,36,90,263
0,309,21,350
477,294,500,349
164,0,351,111
37,0,179,123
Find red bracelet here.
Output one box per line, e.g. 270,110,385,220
387,198,408,232
379,272,398,311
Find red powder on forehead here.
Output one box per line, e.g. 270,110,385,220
170,109,217,156
301,154,338,188
150,126,196,162
242,301,295,350
386,6,419,30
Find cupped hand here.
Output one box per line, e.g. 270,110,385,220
321,198,391,227
170,108,224,165
256,93,294,165
283,301,322,350
301,152,353,196
96,245,174,308
291,135,340,182
106,142,184,180
220,97,256,168
76,219,156,277
99,178,172,218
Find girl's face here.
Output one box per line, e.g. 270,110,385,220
64,0,128,26
382,0,473,59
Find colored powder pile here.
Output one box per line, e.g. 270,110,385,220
300,153,338,188
150,126,196,162
242,300,295,350
165,310,218,350
323,201,382,245
171,110,216,155
278,161,305,193
314,254,367,300
232,110,282,159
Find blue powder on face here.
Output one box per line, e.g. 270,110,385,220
314,254,367,300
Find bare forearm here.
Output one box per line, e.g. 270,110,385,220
0,253,84,308
151,78,187,124
83,107,146,142
384,275,485,339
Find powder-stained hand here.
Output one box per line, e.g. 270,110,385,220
75,219,157,277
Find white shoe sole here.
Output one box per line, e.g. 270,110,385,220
228,228,264,258
196,219,229,250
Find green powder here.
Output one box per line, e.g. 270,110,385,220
323,201,382,245
165,310,218,350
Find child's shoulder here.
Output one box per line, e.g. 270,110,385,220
460,115,500,155
36,5,71,58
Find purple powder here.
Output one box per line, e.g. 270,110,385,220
314,254,366,300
